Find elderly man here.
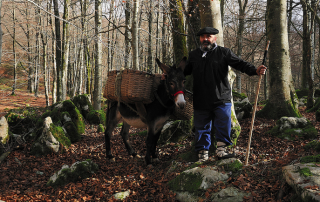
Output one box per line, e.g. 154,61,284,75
184,27,267,161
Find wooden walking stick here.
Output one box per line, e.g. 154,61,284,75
244,40,270,166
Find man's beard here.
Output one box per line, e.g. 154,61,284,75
200,41,214,51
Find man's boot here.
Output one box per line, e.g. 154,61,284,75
197,150,209,162
216,142,235,160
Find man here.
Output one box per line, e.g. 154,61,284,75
184,27,267,161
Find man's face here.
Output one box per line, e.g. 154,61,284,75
200,34,217,51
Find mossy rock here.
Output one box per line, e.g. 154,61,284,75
158,119,192,145
72,94,93,118
47,159,99,187
296,89,309,99
300,155,320,163
64,121,81,143
97,124,105,133
232,90,247,102
304,140,320,152
267,121,317,140
221,159,243,173
298,167,313,177
86,110,106,126
50,124,71,147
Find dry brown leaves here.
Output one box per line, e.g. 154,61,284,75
0,107,319,201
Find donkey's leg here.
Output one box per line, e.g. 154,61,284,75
151,129,162,162
120,122,137,157
105,104,120,160
145,129,154,165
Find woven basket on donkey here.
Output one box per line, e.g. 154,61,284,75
103,69,161,104
171,90,193,120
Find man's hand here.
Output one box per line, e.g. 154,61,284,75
256,65,267,76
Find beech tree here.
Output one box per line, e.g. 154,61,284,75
257,0,300,119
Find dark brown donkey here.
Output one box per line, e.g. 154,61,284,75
105,57,187,165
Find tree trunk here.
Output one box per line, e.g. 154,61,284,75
132,0,139,70
124,0,131,69
257,0,300,119
12,3,16,95
53,0,62,101
93,0,102,110
61,0,70,101
199,0,224,46
0,0,3,64
50,0,57,104
170,0,188,64
235,0,248,94
147,1,154,71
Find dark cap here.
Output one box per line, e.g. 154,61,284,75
196,27,219,36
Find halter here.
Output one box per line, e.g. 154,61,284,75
155,75,185,108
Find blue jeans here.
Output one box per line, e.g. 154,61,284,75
194,103,232,151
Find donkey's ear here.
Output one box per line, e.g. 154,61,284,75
178,56,187,72
156,58,171,74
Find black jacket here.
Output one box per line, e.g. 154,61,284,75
184,46,258,110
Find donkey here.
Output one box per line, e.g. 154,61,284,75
105,57,187,165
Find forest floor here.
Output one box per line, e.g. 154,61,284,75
0,89,319,201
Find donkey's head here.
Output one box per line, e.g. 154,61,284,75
155,57,187,109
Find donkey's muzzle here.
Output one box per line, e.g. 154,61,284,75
175,94,186,109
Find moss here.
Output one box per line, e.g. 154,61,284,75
97,124,105,133
64,121,81,143
47,159,99,187
267,123,317,141
304,140,320,152
230,109,241,146
72,94,93,117
257,100,301,119
298,167,313,177
300,155,320,163
49,124,71,147
223,160,243,173
232,90,247,101
168,172,203,193
86,110,106,126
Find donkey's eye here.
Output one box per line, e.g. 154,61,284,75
183,80,186,84
170,82,175,86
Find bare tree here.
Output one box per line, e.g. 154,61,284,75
93,0,102,110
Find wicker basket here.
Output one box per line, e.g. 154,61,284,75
103,69,161,104
171,90,194,120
